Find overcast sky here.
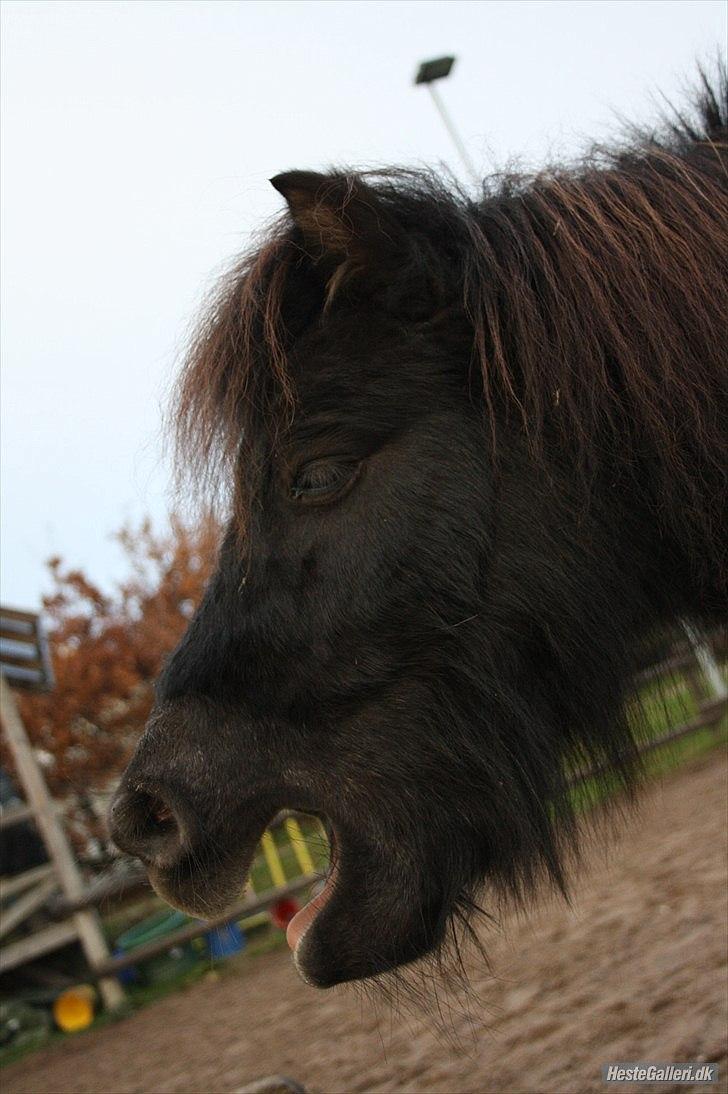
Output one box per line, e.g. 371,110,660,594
1,0,726,608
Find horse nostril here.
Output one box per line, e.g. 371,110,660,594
109,788,187,869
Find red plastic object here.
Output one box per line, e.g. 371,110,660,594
270,897,300,929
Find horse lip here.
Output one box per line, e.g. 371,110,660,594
145,842,258,919
145,805,336,922
143,808,275,919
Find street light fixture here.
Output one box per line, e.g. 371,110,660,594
414,56,479,186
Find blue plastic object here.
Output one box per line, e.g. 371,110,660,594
112,947,139,985
205,922,245,959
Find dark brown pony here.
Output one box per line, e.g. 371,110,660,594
111,69,727,990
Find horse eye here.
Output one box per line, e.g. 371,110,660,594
290,460,359,502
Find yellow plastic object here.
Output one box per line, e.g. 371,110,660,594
53,985,96,1033
261,830,286,888
284,817,315,876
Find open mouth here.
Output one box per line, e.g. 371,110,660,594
119,789,441,988
141,805,342,977
110,722,443,988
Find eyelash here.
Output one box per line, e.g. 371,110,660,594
290,460,360,503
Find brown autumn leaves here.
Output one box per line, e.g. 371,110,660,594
3,515,220,805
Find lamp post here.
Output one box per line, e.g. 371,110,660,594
414,56,479,187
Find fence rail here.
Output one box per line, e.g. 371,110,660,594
567,695,725,789
91,875,318,981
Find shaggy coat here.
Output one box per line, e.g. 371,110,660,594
111,70,727,989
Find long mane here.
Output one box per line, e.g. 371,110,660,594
174,68,727,585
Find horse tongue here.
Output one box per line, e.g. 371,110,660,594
286,868,337,951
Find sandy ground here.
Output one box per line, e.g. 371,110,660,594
3,751,727,1094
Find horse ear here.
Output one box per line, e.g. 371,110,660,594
269,171,405,266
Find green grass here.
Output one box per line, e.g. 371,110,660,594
569,662,726,813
